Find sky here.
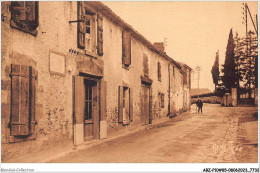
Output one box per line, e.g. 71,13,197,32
103,1,258,91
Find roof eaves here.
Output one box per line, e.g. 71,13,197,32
89,2,182,69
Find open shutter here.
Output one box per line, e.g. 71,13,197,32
97,14,103,56
161,93,165,108
29,67,36,134
10,64,30,136
122,31,131,66
100,80,107,121
129,88,133,122
143,54,149,77
73,76,85,145
74,76,85,124
77,2,86,49
118,86,123,123
100,79,107,139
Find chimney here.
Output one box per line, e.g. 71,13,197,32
154,42,165,53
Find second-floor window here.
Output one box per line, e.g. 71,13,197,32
77,2,103,56
10,1,39,35
122,30,131,67
158,62,161,81
183,69,188,85
143,54,149,77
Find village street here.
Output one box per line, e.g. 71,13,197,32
49,104,258,163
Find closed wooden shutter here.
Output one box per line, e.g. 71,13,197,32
97,14,103,56
10,64,30,136
158,93,161,108
143,54,149,77
74,76,85,124
122,31,131,66
77,2,86,49
189,72,191,90
173,66,175,77
129,88,133,122
29,66,36,134
118,86,123,123
158,62,161,81
161,93,165,108
100,79,107,121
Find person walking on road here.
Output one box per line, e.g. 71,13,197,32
196,99,203,113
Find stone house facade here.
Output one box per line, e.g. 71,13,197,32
1,1,191,160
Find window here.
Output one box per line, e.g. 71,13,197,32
77,2,103,56
143,54,149,77
84,80,96,121
173,66,175,78
158,92,164,108
10,1,39,35
122,30,131,67
10,64,36,137
158,93,161,108
161,93,165,108
118,86,133,125
158,62,161,81
183,69,188,85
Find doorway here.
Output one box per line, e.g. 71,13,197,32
141,84,150,125
84,79,98,141
74,76,100,145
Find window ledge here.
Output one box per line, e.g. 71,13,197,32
122,64,130,70
85,50,98,59
10,20,38,36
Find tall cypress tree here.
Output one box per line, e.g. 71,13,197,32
222,29,236,91
211,50,220,93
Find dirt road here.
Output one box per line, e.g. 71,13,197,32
49,104,258,163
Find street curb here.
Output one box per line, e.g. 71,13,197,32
43,113,187,163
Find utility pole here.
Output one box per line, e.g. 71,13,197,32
242,3,258,99
195,66,201,98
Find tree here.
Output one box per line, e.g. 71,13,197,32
234,32,245,88
222,29,236,92
240,31,258,98
211,50,220,93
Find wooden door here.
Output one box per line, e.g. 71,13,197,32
84,79,99,141
141,84,150,125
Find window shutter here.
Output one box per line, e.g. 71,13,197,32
143,54,149,77
122,31,131,66
100,79,107,121
158,93,161,108
118,86,123,123
10,2,38,33
10,64,30,136
74,76,85,124
29,66,36,134
97,14,103,56
77,2,86,49
129,88,133,122
158,62,161,81
161,93,165,108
